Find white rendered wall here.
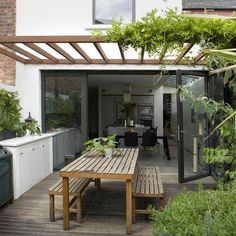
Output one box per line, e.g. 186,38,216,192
15,63,42,125
136,0,181,19
15,0,184,128
0,83,17,92
16,0,181,35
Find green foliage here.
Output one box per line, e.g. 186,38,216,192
120,103,136,120
0,88,22,132
15,120,41,136
106,10,236,64
179,86,236,180
83,134,117,155
151,182,236,236
45,93,80,130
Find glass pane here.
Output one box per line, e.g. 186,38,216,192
94,0,133,24
45,75,81,132
182,75,208,178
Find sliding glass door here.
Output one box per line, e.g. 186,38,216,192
177,70,210,183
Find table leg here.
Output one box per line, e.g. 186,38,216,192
163,137,170,160
95,178,101,189
126,179,132,235
62,176,69,230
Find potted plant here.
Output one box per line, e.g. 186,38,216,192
120,103,136,126
15,119,41,136
0,88,22,140
84,134,117,158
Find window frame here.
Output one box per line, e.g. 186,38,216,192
92,0,135,25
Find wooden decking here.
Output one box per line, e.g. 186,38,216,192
0,171,214,236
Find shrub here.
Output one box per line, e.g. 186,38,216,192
151,182,236,236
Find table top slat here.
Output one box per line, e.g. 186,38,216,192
115,148,132,174
127,149,139,175
60,148,139,180
109,148,126,173
122,148,138,173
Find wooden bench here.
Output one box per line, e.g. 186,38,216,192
49,177,91,223
132,166,164,222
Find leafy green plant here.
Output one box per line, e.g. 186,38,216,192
84,134,117,155
179,86,236,180
16,120,41,136
120,103,136,121
0,88,22,132
105,9,236,67
151,182,236,236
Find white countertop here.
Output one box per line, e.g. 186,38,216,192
0,133,54,147
0,128,81,147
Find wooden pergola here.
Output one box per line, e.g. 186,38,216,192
0,35,206,66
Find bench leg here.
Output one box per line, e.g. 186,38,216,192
76,195,82,223
49,194,55,222
94,178,101,189
159,197,164,209
132,196,136,224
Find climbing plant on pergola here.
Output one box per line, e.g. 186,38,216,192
105,10,236,69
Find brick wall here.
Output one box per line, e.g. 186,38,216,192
0,0,16,85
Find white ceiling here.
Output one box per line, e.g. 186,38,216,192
88,74,160,87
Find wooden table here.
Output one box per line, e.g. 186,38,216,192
60,148,139,235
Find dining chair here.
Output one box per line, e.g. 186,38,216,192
141,131,156,148
124,131,138,147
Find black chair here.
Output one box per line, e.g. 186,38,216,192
124,131,138,147
142,131,156,148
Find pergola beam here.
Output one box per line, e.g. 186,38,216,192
118,43,125,63
175,43,193,64
70,43,91,63
0,46,26,63
47,43,75,63
0,35,106,43
24,43,58,63
2,43,42,63
140,47,145,64
158,46,168,64
194,52,206,63
0,35,207,66
93,43,109,63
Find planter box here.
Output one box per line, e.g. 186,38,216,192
0,131,16,141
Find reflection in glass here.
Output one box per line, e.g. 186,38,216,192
94,0,133,24
182,75,208,177
44,76,81,132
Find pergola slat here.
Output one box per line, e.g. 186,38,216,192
47,43,75,63
140,47,145,64
194,52,206,63
0,35,206,66
2,43,42,63
0,47,26,63
0,35,106,43
25,59,163,65
175,43,193,64
24,43,58,63
93,43,109,63
118,43,125,63
70,43,91,63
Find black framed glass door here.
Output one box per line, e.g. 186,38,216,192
177,70,210,183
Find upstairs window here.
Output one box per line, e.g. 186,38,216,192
93,0,135,24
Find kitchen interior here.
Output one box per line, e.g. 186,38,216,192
87,72,179,174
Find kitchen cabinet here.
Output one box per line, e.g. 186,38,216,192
52,128,82,170
0,135,53,199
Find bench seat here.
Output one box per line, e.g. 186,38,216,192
49,177,90,223
132,166,164,220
